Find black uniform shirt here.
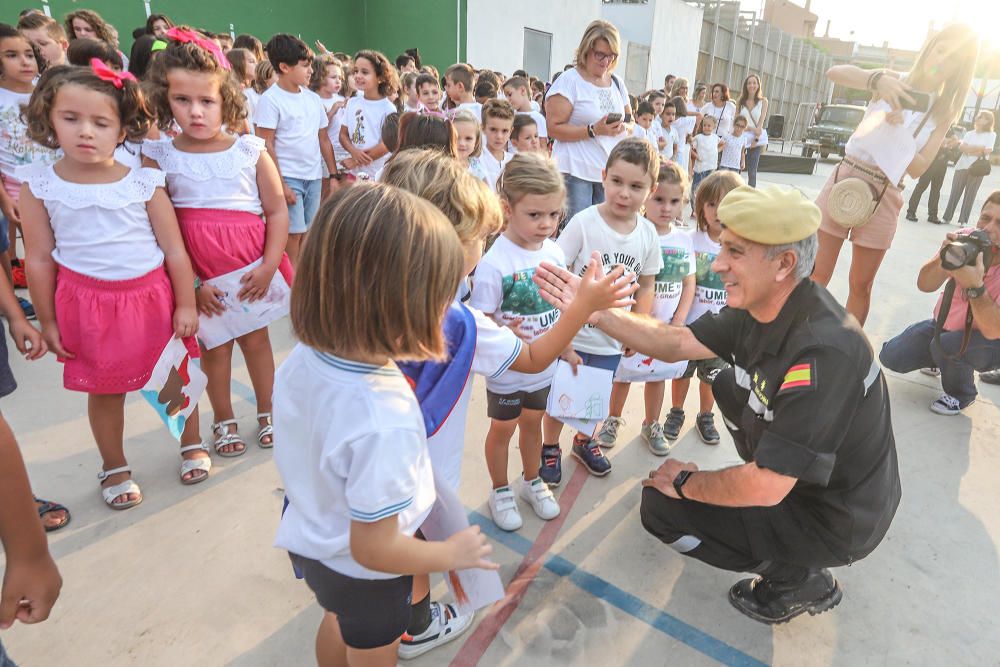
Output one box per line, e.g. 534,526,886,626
688,279,901,561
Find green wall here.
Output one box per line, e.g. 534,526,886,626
23,0,464,74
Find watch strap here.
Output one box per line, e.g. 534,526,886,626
673,470,693,499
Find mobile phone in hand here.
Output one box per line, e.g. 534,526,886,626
605,113,623,124
900,90,930,113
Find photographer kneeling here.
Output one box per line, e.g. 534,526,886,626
533,186,901,624
880,191,1000,415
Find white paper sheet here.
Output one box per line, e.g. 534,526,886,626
140,336,207,440
545,360,613,420
613,352,688,383
418,472,505,613
197,258,290,350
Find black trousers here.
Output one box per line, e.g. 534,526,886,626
639,370,848,583
907,163,947,218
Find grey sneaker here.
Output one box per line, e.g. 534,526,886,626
663,408,685,440
696,412,721,444
596,416,625,448
641,421,672,456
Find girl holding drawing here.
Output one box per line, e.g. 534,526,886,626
19,63,205,509
811,25,979,326
144,28,292,456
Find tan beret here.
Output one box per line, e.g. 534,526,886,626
717,185,820,244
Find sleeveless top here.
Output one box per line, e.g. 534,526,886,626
17,163,165,280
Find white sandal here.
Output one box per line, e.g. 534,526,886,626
212,419,246,458
97,465,142,510
257,413,274,449
179,442,212,485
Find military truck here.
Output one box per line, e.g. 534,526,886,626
802,104,865,159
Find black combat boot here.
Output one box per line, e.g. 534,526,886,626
728,568,842,624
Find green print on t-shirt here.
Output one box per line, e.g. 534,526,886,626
695,251,724,290
656,247,690,284
500,268,556,316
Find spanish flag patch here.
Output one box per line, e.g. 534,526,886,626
778,361,814,393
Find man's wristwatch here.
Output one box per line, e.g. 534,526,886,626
964,284,987,300
673,470,694,500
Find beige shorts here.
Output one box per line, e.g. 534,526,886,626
816,159,904,251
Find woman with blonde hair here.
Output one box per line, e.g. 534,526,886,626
545,19,633,221
812,24,980,325
942,110,995,225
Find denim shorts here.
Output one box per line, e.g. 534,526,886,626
562,173,605,228
285,177,322,234
576,350,622,373
0,637,16,667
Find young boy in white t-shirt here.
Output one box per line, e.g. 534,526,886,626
445,63,482,119
255,34,336,264
415,72,444,115
502,76,548,146
479,99,514,191
658,100,681,163
632,101,661,147
510,115,541,154
470,153,567,532
604,162,694,455
546,137,663,479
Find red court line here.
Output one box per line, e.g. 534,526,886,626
450,463,590,667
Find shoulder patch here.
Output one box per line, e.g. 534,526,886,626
778,360,815,394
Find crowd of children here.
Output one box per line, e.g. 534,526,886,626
0,9,781,665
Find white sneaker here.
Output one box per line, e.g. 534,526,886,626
930,393,971,415
517,474,561,520
920,367,941,377
398,602,474,660
488,486,523,531
596,416,625,448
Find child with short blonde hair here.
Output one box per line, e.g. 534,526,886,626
480,98,515,191
444,62,480,118
274,184,495,664
451,109,489,184
502,76,547,146
664,170,744,445
470,153,568,531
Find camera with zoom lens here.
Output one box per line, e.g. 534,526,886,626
940,229,995,271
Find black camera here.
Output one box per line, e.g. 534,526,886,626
940,229,995,271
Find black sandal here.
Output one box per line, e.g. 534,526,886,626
35,497,71,532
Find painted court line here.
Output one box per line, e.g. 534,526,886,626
467,511,767,667
449,464,590,666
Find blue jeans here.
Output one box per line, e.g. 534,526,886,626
562,173,605,228
284,177,322,234
746,146,763,187
0,211,10,254
0,637,16,667
879,318,1000,405
691,169,714,207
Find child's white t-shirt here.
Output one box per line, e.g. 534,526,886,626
719,132,747,170
557,205,663,355
686,228,726,323
273,346,436,580
456,101,483,121
479,148,513,192
517,109,548,138
429,303,523,491
651,228,695,323
254,85,329,180
320,93,344,116
469,235,566,394
659,125,679,162
691,133,720,173
467,156,490,184
343,95,397,178
0,88,59,185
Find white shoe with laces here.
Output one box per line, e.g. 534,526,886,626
596,416,625,448
930,393,971,415
517,474,561,520
488,485,523,531
398,601,474,660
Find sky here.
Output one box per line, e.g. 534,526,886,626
741,0,997,52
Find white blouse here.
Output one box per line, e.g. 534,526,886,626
17,163,165,280
142,134,265,215
701,101,737,136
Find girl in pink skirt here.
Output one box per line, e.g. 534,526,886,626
18,62,206,510
144,28,292,456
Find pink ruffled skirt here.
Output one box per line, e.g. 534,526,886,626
175,208,293,284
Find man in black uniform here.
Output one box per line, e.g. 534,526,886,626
533,185,901,624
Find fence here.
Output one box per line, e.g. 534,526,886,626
687,0,833,143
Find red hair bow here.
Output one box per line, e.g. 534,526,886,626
165,27,231,70
90,58,137,89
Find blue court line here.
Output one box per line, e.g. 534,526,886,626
469,511,768,667
235,372,764,666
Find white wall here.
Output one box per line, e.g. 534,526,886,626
466,0,602,79
601,0,702,94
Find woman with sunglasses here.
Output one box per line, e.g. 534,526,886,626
545,20,633,222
